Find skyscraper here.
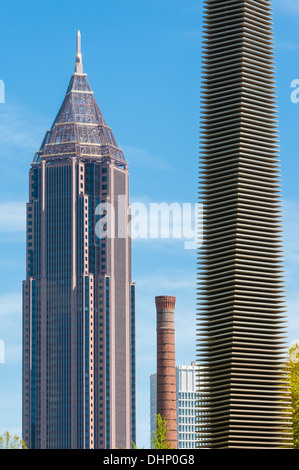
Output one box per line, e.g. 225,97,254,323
22,32,135,449
197,0,293,448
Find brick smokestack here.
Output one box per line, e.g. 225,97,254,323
155,295,177,448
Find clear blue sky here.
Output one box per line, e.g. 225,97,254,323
0,0,298,449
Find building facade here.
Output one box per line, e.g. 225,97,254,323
22,32,135,449
197,0,292,447
150,363,206,449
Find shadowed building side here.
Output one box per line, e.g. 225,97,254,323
155,296,177,448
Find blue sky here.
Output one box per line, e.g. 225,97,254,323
0,0,298,449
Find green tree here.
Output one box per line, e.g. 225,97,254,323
288,343,299,448
151,414,173,449
0,431,27,449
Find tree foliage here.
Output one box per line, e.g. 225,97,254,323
0,431,27,449
151,414,173,449
288,343,299,448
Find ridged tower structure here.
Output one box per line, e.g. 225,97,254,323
22,32,136,449
197,0,293,448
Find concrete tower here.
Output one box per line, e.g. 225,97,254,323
22,32,136,449
155,296,177,448
197,0,292,448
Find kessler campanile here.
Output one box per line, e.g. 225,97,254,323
22,32,136,449
197,0,292,448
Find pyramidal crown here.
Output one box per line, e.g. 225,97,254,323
33,31,125,165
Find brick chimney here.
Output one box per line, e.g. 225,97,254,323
155,295,177,448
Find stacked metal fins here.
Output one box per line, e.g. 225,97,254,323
197,0,293,448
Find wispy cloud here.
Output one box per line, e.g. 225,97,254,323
283,199,299,266
122,145,173,172
0,97,47,153
0,201,26,233
180,29,201,40
274,0,299,14
0,291,22,365
0,292,22,327
136,269,195,294
282,199,299,342
275,40,299,51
